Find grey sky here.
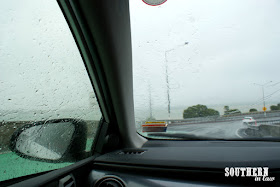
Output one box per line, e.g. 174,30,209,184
130,0,280,119
0,0,101,121
1,0,280,121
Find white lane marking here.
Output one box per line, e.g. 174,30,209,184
235,128,243,138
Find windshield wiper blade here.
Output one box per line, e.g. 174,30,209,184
230,137,280,142
146,132,280,142
147,132,225,140
147,133,280,142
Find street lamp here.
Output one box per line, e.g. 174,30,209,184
253,81,272,117
164,42,188,119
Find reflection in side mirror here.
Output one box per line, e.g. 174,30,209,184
10,119,87,162
16,122,75,160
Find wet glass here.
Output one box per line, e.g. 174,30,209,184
16,122,75,160
0,0,102,182
130,0,280,139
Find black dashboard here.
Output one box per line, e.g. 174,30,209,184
90,140,280,186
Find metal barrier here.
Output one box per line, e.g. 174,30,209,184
136,112,280,127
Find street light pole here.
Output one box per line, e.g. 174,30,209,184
254,81,272,117
148,83,153,120
165,50,171,120
262,86,265,115
164,42,188,120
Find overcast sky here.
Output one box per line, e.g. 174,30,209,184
130,0,280,119
1,0,280,121
0,0,101,121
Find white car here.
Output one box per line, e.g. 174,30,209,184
242,117,258,128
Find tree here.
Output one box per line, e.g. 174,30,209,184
207,109,220,116
224,109,241,115
223,106,241,115
183,104,219,119
224,106,229,112
270,105,279,111
249,108,257,112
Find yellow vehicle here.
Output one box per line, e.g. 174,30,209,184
142,121,168,132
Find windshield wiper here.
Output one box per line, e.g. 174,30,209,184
229,137,280,142
147,133,280,142
147,132,225,140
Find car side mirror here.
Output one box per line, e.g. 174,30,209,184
10,119,87,162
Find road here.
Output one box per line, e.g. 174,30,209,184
167,116,280,139
167,120,244,139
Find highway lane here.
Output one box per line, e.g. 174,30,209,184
167,120,244,139
166,116,280,139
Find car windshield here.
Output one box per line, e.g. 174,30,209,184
130,0,280,140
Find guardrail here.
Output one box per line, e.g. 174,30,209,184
257,120,280,126
135,111,280,126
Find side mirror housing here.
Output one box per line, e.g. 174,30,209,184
10,119,87,162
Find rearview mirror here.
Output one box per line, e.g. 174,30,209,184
10,119,87,162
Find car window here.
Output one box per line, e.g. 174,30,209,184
0,0,102,182
130,0,280,140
